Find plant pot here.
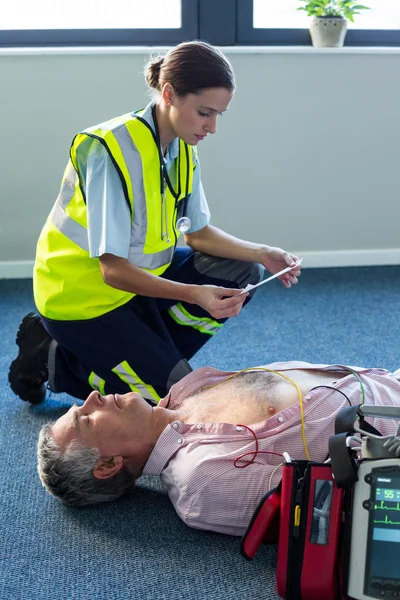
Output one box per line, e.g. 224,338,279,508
309,16,348,48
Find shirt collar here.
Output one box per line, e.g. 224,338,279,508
137,101,180,161
143,421,185,475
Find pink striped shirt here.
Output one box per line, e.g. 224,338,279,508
142,362,400,536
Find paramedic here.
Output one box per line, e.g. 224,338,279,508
9,40,301,406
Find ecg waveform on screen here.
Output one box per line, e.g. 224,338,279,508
374,501,400,511
374,500,400,525
374,516,400,525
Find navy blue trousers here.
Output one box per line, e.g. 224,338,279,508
41,248,263,402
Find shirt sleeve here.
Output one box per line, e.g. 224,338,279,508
76,138,131,259
185,154,211,234
170,458,276,537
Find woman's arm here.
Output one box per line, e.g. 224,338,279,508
100,253,196,302
99,253,248,319
185,225,301,288
184,224,266,262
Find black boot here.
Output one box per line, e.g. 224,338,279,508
8,312,52,404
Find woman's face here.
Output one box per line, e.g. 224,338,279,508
168,87,233,145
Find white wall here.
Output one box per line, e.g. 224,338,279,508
1,46,399,277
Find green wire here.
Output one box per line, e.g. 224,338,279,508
344,368,365,404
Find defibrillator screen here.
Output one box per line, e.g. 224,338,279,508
310,479,333,545
365,472,400,585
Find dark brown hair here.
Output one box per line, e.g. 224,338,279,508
145,40,235,96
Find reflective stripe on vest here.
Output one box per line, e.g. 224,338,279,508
50,199,174,270
167,303,223,335
112,361,160,403
34,111,194,320
63,122,188,270
88,372,106,395
50,200,89,252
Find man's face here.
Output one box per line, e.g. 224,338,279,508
169,87,233,146
51,390,154,460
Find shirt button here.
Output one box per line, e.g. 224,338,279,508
304,395,311,401
236,426,242,431
277,416,284,423
177,438,183,444
172,423,179,429
332,381,337,385
196,424,202,429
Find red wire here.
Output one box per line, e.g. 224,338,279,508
233,424,284,468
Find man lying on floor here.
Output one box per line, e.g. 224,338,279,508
37,361,400,536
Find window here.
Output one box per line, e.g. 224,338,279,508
238,0,400,46
253,0,400,30
1,0,399,47
2,0,181,30
0,0,197,46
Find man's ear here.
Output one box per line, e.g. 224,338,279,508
93,456,124,480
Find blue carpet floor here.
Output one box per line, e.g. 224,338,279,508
1,267,399,600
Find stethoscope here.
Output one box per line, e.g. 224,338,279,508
151,104,191,242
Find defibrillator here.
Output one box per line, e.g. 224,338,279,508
241,403,400,600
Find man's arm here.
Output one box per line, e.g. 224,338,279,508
169,461,275,537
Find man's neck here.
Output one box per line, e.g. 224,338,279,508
155,405,184,428
130,406,182,475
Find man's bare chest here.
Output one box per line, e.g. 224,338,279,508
178,369,346,425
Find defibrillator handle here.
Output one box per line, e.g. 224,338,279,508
358,405,400,420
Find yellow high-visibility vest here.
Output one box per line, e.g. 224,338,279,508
34,111,194,320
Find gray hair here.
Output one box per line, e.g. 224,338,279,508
37,423,137,507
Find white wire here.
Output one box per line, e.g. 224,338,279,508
346,435,362,447
269,462,284,491
282,452,292,463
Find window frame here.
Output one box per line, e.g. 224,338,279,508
0,0,198,47
0,0,399,48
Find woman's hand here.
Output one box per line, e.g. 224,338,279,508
260,246,302,289
191,285,249,320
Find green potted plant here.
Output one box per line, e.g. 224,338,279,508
298,0,370,47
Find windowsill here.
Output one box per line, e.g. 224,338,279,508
1,45,400,56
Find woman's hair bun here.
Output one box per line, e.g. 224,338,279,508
145,55,165,91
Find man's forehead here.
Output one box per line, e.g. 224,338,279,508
51,406,79,449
